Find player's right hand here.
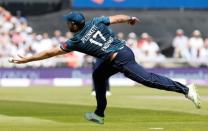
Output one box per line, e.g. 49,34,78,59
8,55,29,64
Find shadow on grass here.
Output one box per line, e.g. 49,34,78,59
0,100,207,123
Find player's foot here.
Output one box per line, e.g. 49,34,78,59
84,112,104,124
106,91,112,96
185,84,201,109
91,91,96,96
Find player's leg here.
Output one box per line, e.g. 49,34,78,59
123,62,188,93
91,58,99,96
113,46,188,94
92,60,118,117
112,46,200,108
85,60,118,124
92,58,111,96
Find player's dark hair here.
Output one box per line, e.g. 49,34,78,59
76,21,85,30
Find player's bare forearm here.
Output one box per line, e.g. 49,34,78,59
26,49,60,61
109,15,140,25
9,47,67,64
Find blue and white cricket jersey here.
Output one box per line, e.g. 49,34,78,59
60,16,125,60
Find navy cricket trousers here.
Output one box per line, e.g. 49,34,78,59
92,46,189,117
92,59,110,91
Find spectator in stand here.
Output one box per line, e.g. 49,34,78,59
31,34,41,53
204,36,208,48
0,9,13,33
137,32,149,48
0,31,11,47
141,35,160,57
16,10,27,24
126,32,137,48
11,30,24,45
188,30,204,59
1,17,13,33
41,33,57,67
134,32,150,63
199,37,208,61
38,33,53,52
52,30,65,45
20,23,33,42
137,33,161,67
128,32,165,68
117,32,125,40
172,29,190,59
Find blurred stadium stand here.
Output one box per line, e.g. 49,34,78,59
72,0,208,9
1,0,208,86
0,0,70,15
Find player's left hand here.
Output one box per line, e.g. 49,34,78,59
8,55,29,64
128,17,140,25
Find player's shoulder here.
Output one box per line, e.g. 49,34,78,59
90,17,100,24
91,16,109,24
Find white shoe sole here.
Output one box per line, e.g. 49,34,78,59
187,84,201,109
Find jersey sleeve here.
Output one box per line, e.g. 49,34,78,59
93,16,110,25
60,40,73,52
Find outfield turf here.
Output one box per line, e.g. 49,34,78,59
0,86,207,131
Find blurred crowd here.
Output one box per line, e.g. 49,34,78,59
1,6,208,68
124,28,208,67
172,29,208,60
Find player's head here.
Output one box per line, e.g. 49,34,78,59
64,12,85,33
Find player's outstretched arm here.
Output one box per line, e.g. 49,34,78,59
109,15,140,25
9,47,67,64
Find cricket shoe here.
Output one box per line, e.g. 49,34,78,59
91,91,112,97
91,91,96,96
185,84,201,109
106,91,112,96
84,112,104,124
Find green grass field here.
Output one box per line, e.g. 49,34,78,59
0,86,207,131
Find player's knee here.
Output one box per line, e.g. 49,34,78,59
124,71,151,83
